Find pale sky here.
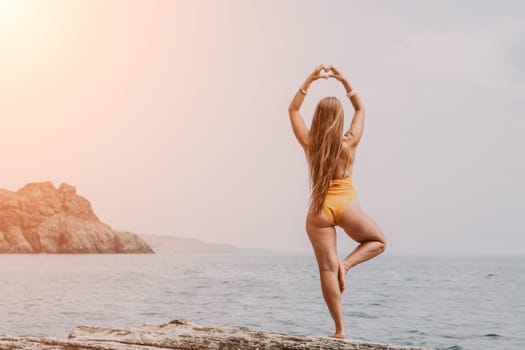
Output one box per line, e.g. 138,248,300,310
1,0,524,254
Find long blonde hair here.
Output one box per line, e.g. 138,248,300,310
306,96,345,213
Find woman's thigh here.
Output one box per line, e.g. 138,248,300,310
305,207,339,271
336,199,386,243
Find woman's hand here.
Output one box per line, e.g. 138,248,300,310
306,64,330,83
325,65,347,83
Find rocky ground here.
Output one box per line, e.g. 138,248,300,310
0,318,435,350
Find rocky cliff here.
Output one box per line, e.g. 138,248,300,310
0,181,154,253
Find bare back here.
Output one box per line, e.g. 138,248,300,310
332,136,357,179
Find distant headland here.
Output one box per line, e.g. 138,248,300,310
139,234,272,254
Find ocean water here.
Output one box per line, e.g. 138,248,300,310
0,252,523,350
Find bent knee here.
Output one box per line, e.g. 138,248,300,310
378,240,386,254
377,233,387,253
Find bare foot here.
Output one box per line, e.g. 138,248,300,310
328,331,346,339
337,260,345,293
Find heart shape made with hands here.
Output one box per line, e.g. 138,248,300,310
319,65,334,78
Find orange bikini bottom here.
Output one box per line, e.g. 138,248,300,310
322,176,358,226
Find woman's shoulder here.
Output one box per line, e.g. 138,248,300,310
343,133,359,149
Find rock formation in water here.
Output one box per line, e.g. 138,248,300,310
0,318,435,350
0,181,154,253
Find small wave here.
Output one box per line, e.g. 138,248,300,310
443,346,463,350
443,335,462,339
138,311,160,316
347,311,377,319
485,333,500,338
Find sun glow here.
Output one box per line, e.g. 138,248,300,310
0,0,35,40
0,0,22,22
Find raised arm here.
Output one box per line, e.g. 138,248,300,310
327,65,366,146
288,64,329,151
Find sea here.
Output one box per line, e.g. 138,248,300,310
0,252,523,350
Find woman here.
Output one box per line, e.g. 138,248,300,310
288,64,387,339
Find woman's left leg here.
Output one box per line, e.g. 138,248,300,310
306,207,345,339
337,199,386,274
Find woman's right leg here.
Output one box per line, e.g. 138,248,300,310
336,199,387,274
306,207,346,338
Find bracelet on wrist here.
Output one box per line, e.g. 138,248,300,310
300,88,308,95
345,89,357,98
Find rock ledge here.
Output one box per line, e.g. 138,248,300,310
0,318,435,349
